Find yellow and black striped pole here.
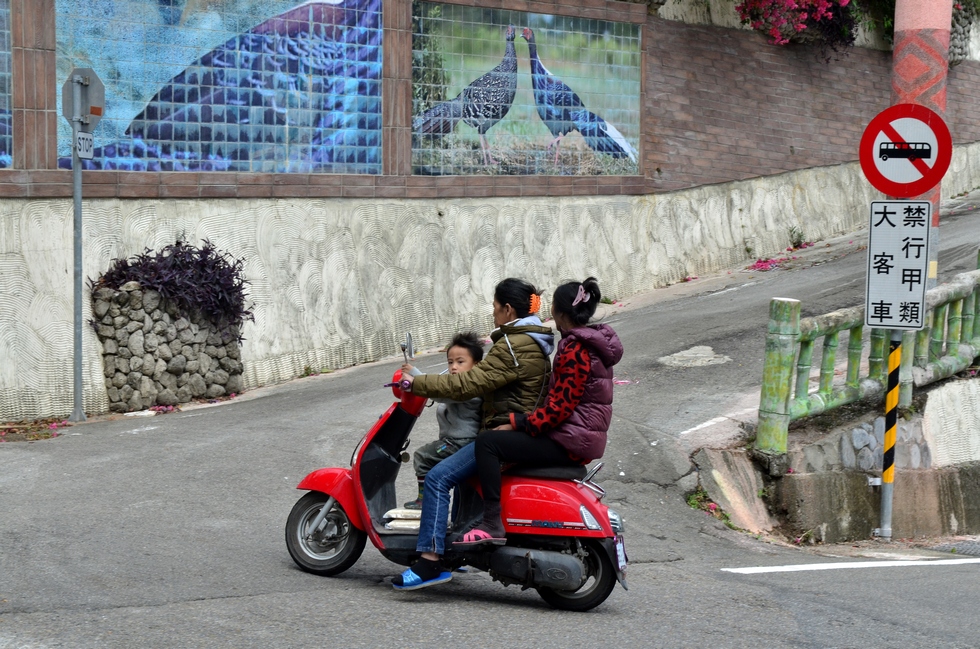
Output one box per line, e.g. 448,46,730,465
879,330,902,541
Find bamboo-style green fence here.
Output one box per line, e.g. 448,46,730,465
756,251,980,454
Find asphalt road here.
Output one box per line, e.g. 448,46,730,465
0,195,978,648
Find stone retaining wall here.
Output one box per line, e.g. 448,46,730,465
92,281,244,412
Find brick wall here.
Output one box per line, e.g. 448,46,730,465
4,0,980,199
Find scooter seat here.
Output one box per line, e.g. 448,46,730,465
504,465,589,480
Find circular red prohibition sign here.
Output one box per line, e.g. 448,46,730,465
859,104,952,198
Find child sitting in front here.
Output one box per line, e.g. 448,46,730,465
401,331,484,509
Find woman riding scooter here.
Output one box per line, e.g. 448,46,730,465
391,277,554,590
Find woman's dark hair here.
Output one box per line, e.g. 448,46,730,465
448,331,485,363
494,278,540,318
551,277,601,327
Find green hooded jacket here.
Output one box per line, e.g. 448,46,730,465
411,317,555,429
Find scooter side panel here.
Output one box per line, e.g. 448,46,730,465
501,477,613,538
295,468,365,531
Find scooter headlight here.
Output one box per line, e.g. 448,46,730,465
608,508,625,534
580,505,603,531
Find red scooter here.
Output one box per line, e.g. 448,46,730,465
285,358,627,611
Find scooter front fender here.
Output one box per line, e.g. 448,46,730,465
295,468,365,531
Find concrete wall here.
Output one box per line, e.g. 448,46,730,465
4,141,980,421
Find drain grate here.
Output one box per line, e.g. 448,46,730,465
929,540,980,556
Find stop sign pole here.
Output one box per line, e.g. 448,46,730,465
61,68,104,423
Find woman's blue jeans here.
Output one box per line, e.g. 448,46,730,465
415,441,476,555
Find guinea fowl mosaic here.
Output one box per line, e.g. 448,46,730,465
412,24,518,165
522,26,637,165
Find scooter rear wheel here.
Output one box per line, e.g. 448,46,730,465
536,540,617,612
286,491,366,576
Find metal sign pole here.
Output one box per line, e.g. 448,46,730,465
69,74,86,422
878,328,902,540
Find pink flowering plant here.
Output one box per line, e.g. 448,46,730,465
735,0,853,47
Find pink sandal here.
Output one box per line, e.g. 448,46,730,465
452,527,506,547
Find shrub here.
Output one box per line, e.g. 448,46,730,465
90,239,254,340
735,0,854,47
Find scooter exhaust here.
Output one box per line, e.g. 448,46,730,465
489,546,585,591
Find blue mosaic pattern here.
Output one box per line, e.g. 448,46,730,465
56,0,381,173
412,4,640,176
0,0,10,169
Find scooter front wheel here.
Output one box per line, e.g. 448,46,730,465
286,491,366,576
536,540,617,612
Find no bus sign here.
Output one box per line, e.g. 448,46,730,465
859,104,952,199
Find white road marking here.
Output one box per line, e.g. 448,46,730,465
679,407,758,436
679,417,727,435
723,558,980,574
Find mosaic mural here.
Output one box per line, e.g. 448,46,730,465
412,4,640,176
0,0,10,169
55,0,382,173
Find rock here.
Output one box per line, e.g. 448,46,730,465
159,370,178,392
213,369,229,385
108,304,121,318
851,427,872,449
165,325,177,342
114,290,130,306
219,357,242,373
225,373,244,394
178,328,195,344
165,301,178,316
143,314,153,333
113,315,127,328
185,360,200,374
856,447,875,471
128,372,142,389
157,389,178,406
103,339,117,355
139,376,157,407
157,343,173,362
143,332,159,352
94,299,110,318
120,280,141,292
128,330,145,357
128,390,143,411
118,347,132,360
103,355,116,378
174,317,190,331
206,384,225,398
873,417,885,447
176,385,192,403
167,354,187,374
130,309,146,322
120,384,134,402
143,290,161,312
106,386,119,402
101,314,113,325
97,324,115,339
193,329,208,344
226,343,240,360
910,444,921,469
112,372,128,388
177,373,190,388
183,345,199,361
152,320,167,335
126,320,143,334
840,433,856,469
115,357,130,374
199,353,212,374
188,373,207,397
152,359,167,381
151,309,164,322
94,287,115,302
129,355,143,372
109,401,128,413
128,290,143,310
168,340,182,356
